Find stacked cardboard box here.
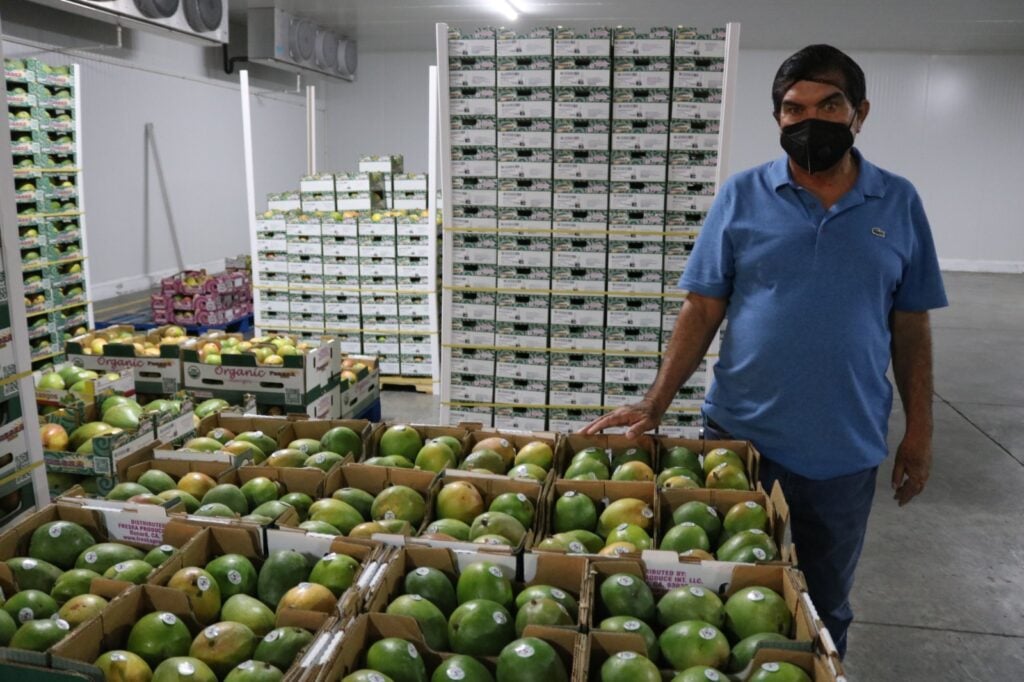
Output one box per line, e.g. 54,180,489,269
6,58,92,370
447,26,500,427
152,268,252,326
443,26,730,436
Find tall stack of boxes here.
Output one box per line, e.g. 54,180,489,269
493,26,554,432
447,26,499,426
659,26,728,436
602,27,672,424
253,155,437,379
6,58,91,370
547,27,613,432
396,210,433,376
443,25,730,437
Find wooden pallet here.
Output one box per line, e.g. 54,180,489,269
380,375,435,394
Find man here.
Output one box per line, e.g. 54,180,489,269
583,44,947,657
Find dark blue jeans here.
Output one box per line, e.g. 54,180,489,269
703,416,876,658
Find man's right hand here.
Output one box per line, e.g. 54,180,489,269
579,398,663,439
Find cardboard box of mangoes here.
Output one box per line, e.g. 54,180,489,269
581,558,842,681
65,324,191,395
181,333,340,405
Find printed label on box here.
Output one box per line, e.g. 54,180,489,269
497,70,552,88
553,162,609,181
497,100,553,118
497,190,553,209
612,133,668,151
672,101,723,120
554,69,611,87
614,102,671,120
554,101,611,119
451,98,497,116
553,193,609,211
498,131,553,149
614,38,672,56
667,194,716,212
450,70,497,88
498,161,553,179
674,70,725,89
614,71,671,89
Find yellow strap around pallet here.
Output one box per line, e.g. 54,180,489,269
0,460,45,488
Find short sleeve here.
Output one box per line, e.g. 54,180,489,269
678,181,736,299
893,190,948,311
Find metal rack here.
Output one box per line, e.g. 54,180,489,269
8,60,95,370
0,39,55,529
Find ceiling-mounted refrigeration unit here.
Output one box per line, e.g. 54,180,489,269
29,0,229,45
247,7,358,81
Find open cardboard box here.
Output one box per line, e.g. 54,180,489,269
584,629,845,682
0,503,117,589
365,421,471,464
310,612,584,682
236,417,373,497
415,471,547,554
456,425,563,486
8,497,193,583
585,558,828,672
49,584,203,677
657,436,763,492
334,463,438,531
146,520,262,589
534,478,658,556
124,454,241,491
150,521,364,628
560,432,659,479
193,414,292,446
658,482,794,564
362,546,589,646
43,417,160,493
234,457,332,499
65,327,186,396
262,525,388,619
269,464,440,546
167,503,300,552
363,544,517,617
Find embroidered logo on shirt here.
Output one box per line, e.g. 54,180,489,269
871,227,886,238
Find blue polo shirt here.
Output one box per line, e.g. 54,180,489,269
679,149,948,479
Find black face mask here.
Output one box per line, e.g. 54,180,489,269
780,117,855,173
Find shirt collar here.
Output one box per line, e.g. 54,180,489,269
769,147,887,198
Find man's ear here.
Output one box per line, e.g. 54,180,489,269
854,99,871,132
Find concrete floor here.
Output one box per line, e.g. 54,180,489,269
377,271,1024,680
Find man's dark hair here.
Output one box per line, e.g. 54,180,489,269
771,44,866,114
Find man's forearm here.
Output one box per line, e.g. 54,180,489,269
891,310,935,442
646,293,727,413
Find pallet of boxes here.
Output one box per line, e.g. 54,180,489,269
152,267,252,328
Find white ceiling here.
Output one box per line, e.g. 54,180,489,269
237,0,1024,53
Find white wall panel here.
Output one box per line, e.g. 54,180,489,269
323,51,435,173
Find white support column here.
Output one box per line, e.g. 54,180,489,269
717,23,742,187
427,65,441,395
239,70,262,335
434,23,455,424
306,84,317,176
72,63,95,329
